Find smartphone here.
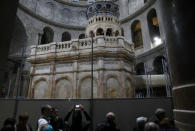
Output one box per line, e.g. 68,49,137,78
75,105,80,108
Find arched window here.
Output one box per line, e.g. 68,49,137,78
79,34,85,39
135,62,145,75
121,28,124,36
147,9,161,44
106,28,112,36
131,20,143,48
153,56,166,74
115,30,119,36
41,27,54,44
62,32,71,42
89,31,95,37
96,28,104,36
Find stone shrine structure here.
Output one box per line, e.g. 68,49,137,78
27,0,135,99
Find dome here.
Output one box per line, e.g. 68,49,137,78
87,1,119,19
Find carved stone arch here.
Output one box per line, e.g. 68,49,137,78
153,55,166,74
115,30,120,37
54,76,72,99
78,75,98,99
89,31,95,37
96,28,104,36
106,28,113,36
32,78,50,99
106,74,120,98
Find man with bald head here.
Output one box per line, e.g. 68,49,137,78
37,104,53,131
95,112,120,131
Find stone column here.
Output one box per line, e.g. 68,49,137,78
98,58,104,98
49,62,55,99
120,61,125,98
73,60,78,99
0,0,19,97
158,1,195,130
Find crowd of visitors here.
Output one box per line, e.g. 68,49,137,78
0,106,178,131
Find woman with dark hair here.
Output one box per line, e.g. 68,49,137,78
64,104,91,131
1,118,16,131
16,113,32,131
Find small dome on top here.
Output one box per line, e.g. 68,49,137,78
87,0,119,19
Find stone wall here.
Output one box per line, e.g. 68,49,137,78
27,36,135,99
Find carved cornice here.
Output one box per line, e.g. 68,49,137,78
28,36,135,63
120,0,156,24
54,0,89,7
54,0,118,7
136,44,165,63
18,3,86,30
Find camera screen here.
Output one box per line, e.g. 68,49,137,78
75,105,80,108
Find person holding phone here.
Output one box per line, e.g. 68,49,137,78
64,104,91,131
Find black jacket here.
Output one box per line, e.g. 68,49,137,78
95,121,120,131
64,110,91,131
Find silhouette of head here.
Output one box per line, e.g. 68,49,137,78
41,104,52,118
136,116,147,130
19,113,29,124
2,118,16,131
144,122,159,131
155,108,166,120
106,112,116,123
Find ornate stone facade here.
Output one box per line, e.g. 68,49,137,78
27,0,135,99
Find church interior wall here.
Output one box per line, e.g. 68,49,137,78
19,0,88,26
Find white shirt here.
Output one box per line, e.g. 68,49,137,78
37,118,48,131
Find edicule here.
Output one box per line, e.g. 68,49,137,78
27,0,135,99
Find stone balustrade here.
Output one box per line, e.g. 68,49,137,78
28,36,134,62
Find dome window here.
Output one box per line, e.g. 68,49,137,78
106,4,111,9
96,4,102,9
